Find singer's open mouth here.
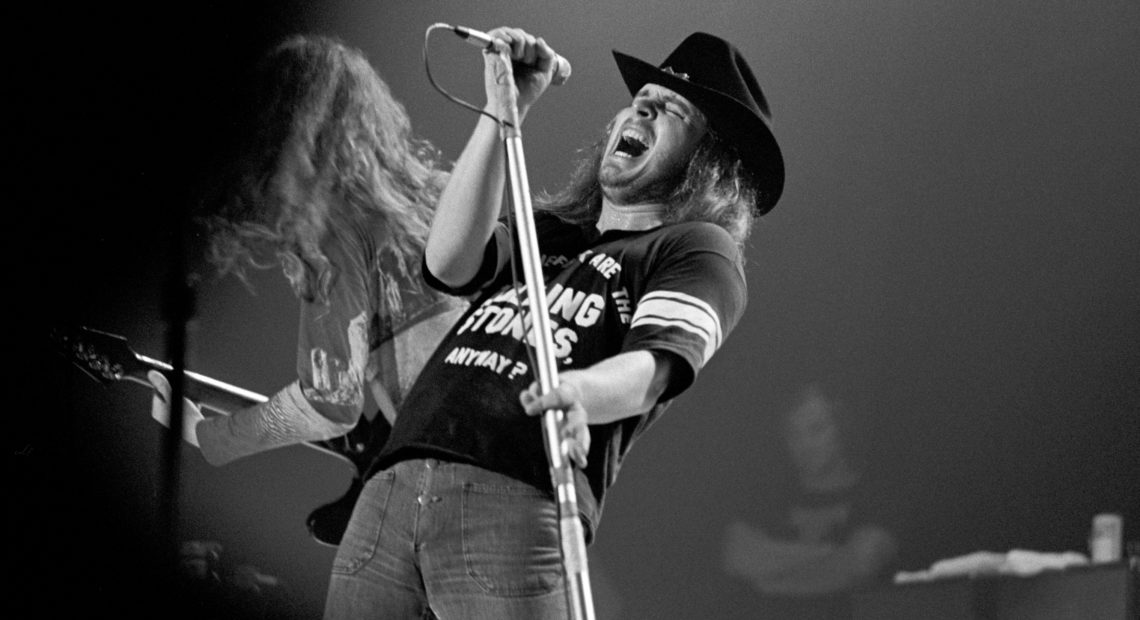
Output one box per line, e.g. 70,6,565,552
614,129,650,158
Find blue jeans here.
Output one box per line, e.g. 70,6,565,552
324,458,570,619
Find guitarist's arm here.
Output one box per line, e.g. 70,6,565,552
146,234,467,467
151,241,377,466
149,372,356,466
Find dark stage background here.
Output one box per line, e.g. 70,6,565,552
16,1,1139,618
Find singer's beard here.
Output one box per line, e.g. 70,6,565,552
599,164,686,207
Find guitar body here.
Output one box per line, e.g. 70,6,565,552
52,324,376,547
305,414,390,546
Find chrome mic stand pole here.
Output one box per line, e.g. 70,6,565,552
493,48,596,620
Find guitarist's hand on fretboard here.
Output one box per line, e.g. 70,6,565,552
148,370,207,448
53,325,378,546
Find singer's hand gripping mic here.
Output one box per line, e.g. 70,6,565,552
451,25,572,86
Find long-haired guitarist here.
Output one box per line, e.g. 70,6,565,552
149,35,466,467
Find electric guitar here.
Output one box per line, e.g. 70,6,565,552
50,324,379,547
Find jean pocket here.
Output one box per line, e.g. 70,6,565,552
461,481,563,596
331,469,396,575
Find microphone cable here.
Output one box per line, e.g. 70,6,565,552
423,23,513,129
422,22,541,385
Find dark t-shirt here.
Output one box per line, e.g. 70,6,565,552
762,475,905,547
373,212,747,537
730,472,909,620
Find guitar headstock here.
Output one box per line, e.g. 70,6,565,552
50,325,146,385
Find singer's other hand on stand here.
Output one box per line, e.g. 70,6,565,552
519,379,591,469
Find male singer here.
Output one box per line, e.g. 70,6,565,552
325,26,786,618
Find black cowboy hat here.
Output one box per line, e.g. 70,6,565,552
613,32,784,214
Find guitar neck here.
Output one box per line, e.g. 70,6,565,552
125,353,363,468
124,353,269,413
53,324,374,549
54,324,369,471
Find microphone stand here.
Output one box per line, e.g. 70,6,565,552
493,48,596,620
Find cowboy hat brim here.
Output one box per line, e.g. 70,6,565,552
613,50,785,214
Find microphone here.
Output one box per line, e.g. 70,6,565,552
451,25,572,86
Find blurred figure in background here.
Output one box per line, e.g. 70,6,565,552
723,384,903,619
177,540,284,620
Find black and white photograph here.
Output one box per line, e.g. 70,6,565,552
16,1,1139,618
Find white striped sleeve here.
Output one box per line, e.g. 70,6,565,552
630,290,724,367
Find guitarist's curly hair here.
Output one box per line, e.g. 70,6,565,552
203,35,448,312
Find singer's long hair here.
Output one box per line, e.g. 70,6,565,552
203,35,447,311
537,123,759,251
